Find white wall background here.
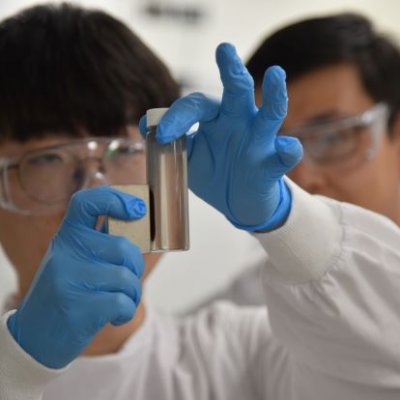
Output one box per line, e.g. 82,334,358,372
1,0,399,313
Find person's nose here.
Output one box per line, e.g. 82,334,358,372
287,157,328,194
81,157,109,188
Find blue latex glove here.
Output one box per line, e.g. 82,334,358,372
140,43,303,231
7,186,146,369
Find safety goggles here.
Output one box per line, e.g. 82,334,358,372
279,103,389,171
0,136,146,215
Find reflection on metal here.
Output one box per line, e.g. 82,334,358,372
146,108,190,252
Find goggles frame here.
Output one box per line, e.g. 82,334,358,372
279,102,389,166
0,136,146,215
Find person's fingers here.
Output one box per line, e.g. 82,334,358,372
64,186,146,229
252,66,288,144
57,224,145,277
255,136,303,182
275,136,303,170
156,93,219,144
83,292,137,329
258,66,288,120
84,263,142,304
215,42,256,117
92,235,144,277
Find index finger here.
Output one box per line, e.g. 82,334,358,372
155,92,219,144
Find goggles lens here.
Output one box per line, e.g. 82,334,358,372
0,137,146,214
279,103,388,170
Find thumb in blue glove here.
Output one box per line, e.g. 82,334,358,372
7,186,146,369
139,43,303,231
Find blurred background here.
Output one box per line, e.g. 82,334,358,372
1,0,399,313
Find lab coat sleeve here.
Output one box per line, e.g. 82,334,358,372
0,310,67,400
255,180,400,399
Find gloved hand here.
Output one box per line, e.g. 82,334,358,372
7,186,146,369
140,43,303,231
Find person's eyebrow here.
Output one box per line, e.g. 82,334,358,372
281,110,351,131
304,110,348,125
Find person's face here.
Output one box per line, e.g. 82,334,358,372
256,63,400,223
0,129,160,297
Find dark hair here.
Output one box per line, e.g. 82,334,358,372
0,3,180,142
246,13,400,129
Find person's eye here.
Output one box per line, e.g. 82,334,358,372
320,128,360,158
117,145,140,155
26,152,65,166
326,128,361,146
107,145,143,158
323,131,344,145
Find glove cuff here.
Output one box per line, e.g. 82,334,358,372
228,179,292,232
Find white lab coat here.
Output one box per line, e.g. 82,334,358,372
1,181,400,400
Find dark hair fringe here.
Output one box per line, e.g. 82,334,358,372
246,13,400,130
0,3,180,142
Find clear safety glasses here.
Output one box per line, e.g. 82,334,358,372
0,137,146,215
279,103,389,171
